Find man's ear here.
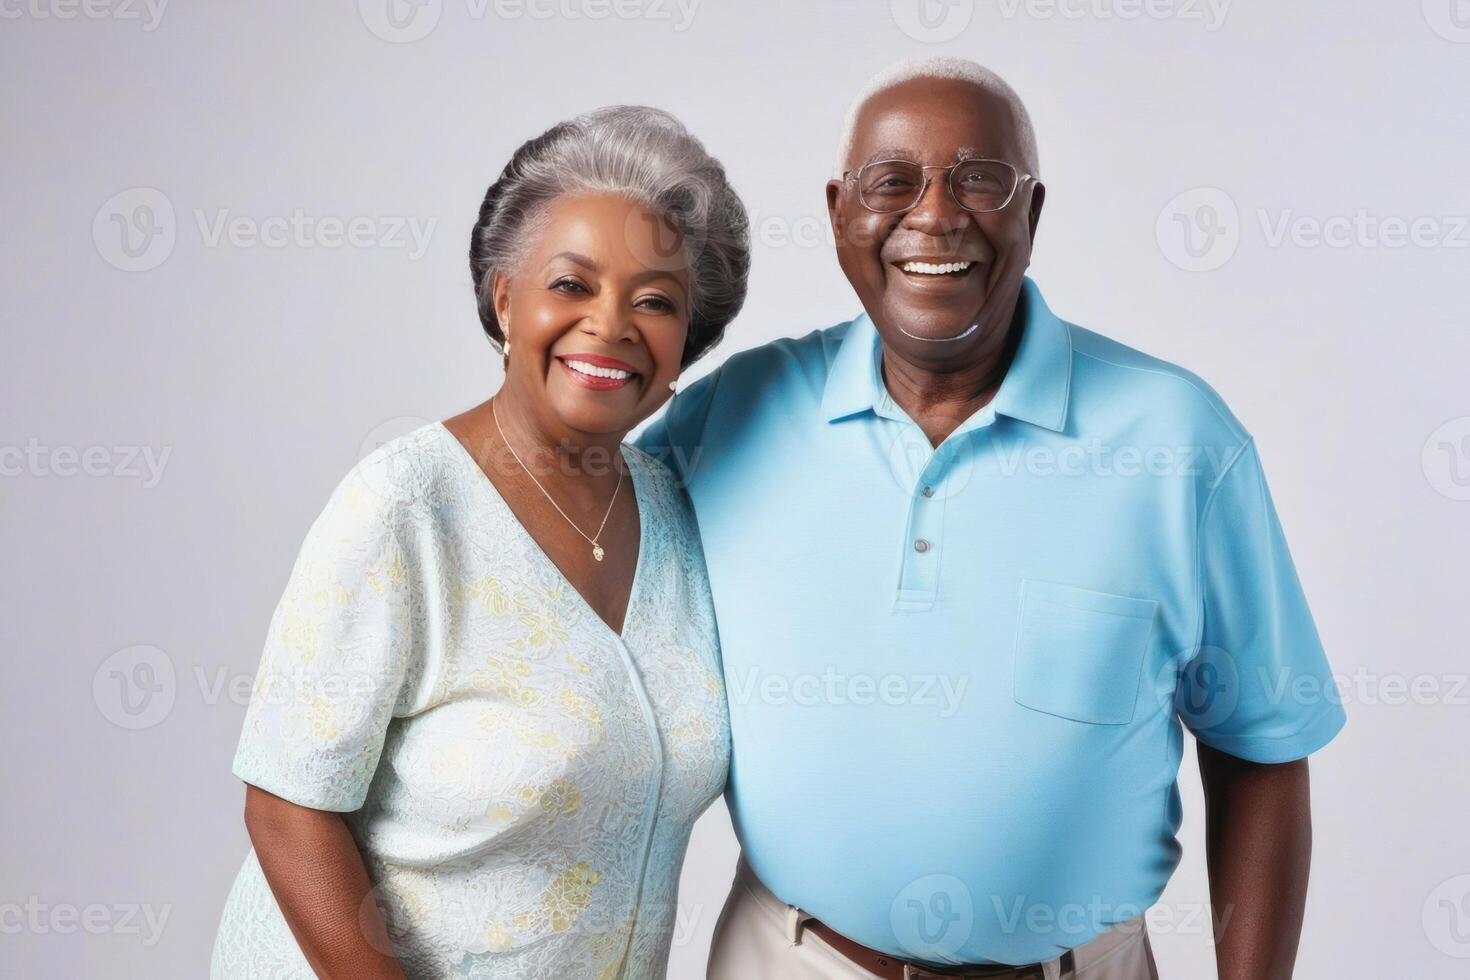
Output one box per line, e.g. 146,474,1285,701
1026,181,1046,246
826,179,846,251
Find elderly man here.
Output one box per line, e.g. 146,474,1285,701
638,57,1344,979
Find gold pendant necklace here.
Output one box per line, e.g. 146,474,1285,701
491,400,622,563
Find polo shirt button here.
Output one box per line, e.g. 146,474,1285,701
914,538,931,553
921,485,935,498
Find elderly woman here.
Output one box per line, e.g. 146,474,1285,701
210,106,749,980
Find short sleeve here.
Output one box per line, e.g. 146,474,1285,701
1178,439,1346,764
231,462,417,811
634,367,721,487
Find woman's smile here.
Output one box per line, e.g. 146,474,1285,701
555,353,642,391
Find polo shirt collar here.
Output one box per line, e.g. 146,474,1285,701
820,275,1073,433
819,309,886,422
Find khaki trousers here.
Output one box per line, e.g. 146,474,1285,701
707,858,1159,980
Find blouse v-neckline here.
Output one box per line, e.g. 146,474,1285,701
434,420,651,643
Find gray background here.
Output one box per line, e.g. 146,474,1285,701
3,1,1468,976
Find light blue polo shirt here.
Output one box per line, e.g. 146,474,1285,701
636,276,1345,966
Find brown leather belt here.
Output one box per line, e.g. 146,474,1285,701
803,917,1074,980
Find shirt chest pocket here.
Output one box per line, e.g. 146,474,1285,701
1012,579,1159,726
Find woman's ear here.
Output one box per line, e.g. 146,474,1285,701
491,273,512,338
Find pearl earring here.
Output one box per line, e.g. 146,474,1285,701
668,379,680,393
502,321,510,357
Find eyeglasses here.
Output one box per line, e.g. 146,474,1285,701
841,158,1034,214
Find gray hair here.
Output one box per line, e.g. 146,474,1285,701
470,105,750,367
834,57,1039,177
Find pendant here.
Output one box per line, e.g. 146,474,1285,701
592,544,605,562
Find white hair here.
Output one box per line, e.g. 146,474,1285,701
833,56,1039,177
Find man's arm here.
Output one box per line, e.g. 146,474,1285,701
1197,743,1313,980
1184,437,1345,977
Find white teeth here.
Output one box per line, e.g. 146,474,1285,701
900,260,974,275
566,359,632,380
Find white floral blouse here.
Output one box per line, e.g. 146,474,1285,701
210,422,730,980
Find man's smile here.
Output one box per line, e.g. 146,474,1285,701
888,255,991,293
897,259,974,275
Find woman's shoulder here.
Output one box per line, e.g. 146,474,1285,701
623,441,704,545
622,441,687,502
350,419,448,492
323,421,468,534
